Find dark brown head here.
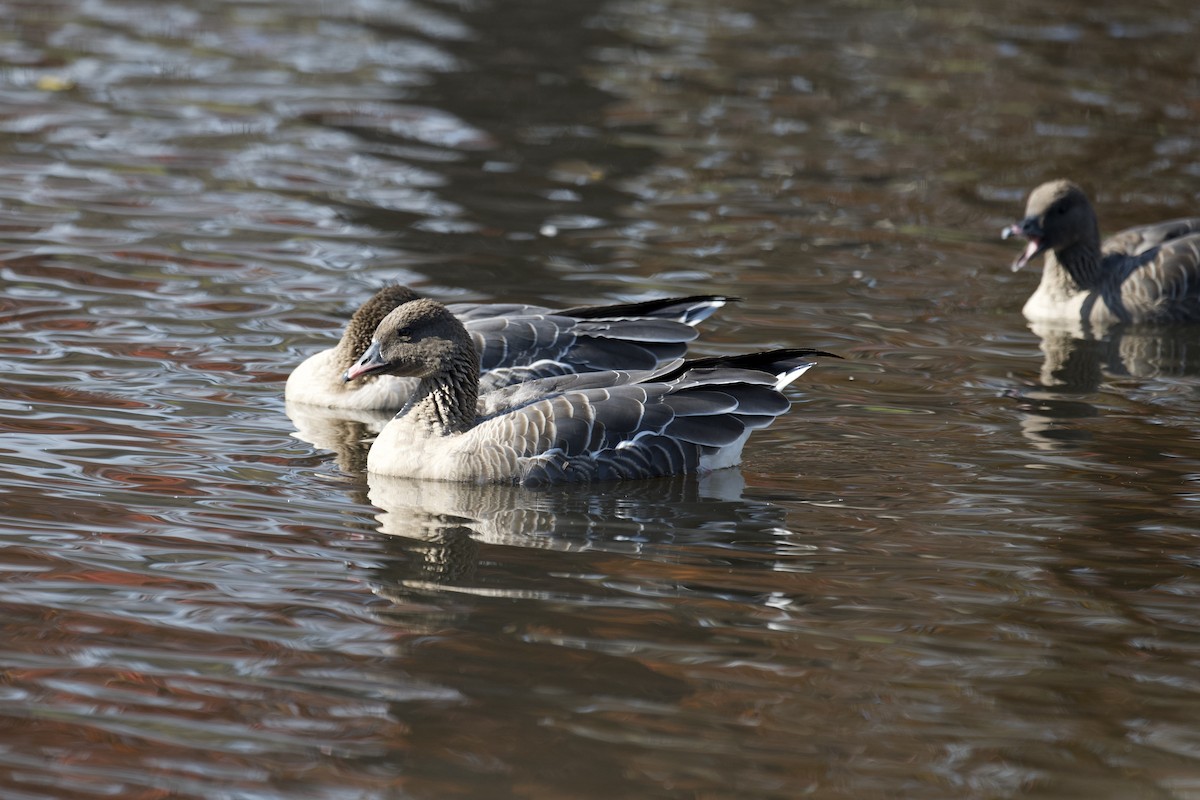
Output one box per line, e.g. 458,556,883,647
343,298,477,382
1001,180,1100,271
342,285,422,359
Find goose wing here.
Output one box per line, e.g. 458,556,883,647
447,302,552,321
1104,218,1200,257
476,361,682,418
467,349,829,486
1118,232,1200,320
473,381,691,485
464,314,698,392
556,294,737,326
448,295,734,327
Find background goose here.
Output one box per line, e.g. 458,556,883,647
344,298,837,486
286,286,733,410
1003,179,1200,327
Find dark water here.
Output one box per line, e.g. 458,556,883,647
2,0,1200,797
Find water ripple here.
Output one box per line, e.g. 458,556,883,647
0,0,1199,797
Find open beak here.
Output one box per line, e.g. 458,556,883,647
343,340,387,382
1001,218,1047,272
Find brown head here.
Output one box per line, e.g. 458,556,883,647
343,298,478,382
342,285,421,361
1001,180,1101,271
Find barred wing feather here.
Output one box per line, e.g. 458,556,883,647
468,356,825,485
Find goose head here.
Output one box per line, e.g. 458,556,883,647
340,285,421,361
343,298,476,382
1002,179,1100,271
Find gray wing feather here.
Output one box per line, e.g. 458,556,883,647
663,390,740,416
462,348,829,485
556,295,735,326
1104,218,1200,257
468,316,571,370
450,296,732,326
477,361,633,392
498,375,793,484
1152,236,1200,308
1112,232,1200,321
477,364,675,418
448,302,551,320
664,414,747,447
731,412,785,431
667,367,778,392
465,314,694,389
596,436,697,481
522,434,699,486
570,318,698,344
701,384,793,416
554,339,669,370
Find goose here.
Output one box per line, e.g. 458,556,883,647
344,298,837,486
1003,179,1200,327
286,285,733,411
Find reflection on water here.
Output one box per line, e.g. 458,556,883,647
366,470,784,604
1032,320,1200,389
1010,321,1200,451
286,401,392,473
2,0,1200,797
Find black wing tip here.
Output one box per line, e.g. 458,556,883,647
692,347,843,368
766,347,842,361
557,294,741,319
655,348,841,382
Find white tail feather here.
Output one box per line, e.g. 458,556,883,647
773,362,815,392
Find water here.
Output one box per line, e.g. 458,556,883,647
2,0,1200,797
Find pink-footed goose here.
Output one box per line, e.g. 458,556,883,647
286,285,733,411
1003,179,1200,327
345,298,837,486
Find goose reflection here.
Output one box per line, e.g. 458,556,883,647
358,485,698,800
1031,319,1200,391
1012,319,1200,449
285,401,389,474
364,470,792,603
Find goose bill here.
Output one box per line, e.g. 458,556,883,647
343,341,387,382
1011,236,1045,271
1002,223,1046,272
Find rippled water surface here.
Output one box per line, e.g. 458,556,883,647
3,0,1200,797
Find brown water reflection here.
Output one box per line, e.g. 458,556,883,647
1,0,1200,797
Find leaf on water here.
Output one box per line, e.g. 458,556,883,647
36,75,75,92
